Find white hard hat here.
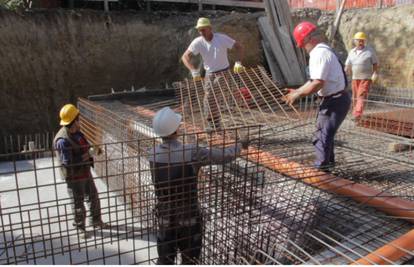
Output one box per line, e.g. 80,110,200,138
153,107,182,137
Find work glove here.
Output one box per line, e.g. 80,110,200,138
89,145,103,156
233,61,246,74
371,72,378,82
191,70,202,81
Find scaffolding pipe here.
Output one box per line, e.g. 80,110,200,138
352,228,414,265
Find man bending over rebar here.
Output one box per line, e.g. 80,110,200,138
53,104,110,238
284,22,351,171
181,17,245,132
149,107,248,264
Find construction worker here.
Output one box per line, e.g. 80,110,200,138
181,17,245,131
149,107,248,264
345,32,379,121
285,22,351,170
53,104,109,238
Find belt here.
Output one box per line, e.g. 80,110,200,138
207,67,230,76
319,90,345,100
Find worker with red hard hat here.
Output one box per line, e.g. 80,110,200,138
285,21,351,171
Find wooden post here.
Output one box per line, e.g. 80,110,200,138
146,0,151,12
198,0,203,11
330,0,347,45
377,0,383,8
104,0,109,12
336,0,341,12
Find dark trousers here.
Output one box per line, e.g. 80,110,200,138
156,219,202,265
66,177,102,227
313,91,351,168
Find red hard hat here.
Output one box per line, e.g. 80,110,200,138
293,21,317,48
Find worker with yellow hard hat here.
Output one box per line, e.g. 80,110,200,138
181,17,245,131
182,17,245,77
345,31,379,121
53,104,109,239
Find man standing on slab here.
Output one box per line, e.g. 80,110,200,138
284,22,351,170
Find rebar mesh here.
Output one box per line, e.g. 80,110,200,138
2,66,414,265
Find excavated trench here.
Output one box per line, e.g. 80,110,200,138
1,5,413,136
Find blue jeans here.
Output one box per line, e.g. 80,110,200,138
313,91,351,168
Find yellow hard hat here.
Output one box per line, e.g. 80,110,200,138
195,17,211,29
59,104,80,126
353,32,367,40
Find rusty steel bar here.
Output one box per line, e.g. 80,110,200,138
130,102,414,224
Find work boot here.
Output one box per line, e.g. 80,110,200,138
92,221,111,229
74,224,92,239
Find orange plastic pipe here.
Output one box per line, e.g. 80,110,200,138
133,106,414,224
247,148,414,224
352,228,414,265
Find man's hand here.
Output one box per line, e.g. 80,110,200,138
89,145,103,156
191,70,202,81
371,72,378,82
283,89,302,105
233,61,245,74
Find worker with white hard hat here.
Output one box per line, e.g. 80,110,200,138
181,17,245,131
345,31,379,121
149,107,248,264
53,104,110,239
285,22,351,171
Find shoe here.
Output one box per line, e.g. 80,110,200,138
315,162,335,173
351,117,361,124
74,224,92,239
92,221,111,229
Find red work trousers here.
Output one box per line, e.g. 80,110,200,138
352,79,371,118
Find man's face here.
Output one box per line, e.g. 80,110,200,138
354,39,365,49
303,36,314,54
198,26,213,40
71,117,80,132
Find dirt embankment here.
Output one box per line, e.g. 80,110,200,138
0,10,263,135
2,5,413,136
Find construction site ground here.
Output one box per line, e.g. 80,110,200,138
1,2,414,265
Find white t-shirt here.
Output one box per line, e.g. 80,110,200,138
309,43,345,97
187,33,236,74
345,46,378,80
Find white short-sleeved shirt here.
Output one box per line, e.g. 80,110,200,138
309,43,345,97
345,46,378,80
187,33,235,74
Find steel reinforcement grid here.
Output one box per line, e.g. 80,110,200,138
1,66,414,264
